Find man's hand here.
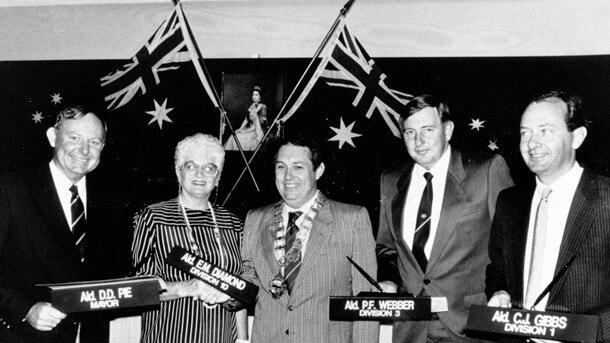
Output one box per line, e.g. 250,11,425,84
25,302,67,331
378,281,398,293
487,290,511,308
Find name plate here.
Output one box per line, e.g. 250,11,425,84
37,276,161,313
330,292,432,322
466,305,600,342
165,247,259,305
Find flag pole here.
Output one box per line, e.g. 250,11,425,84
221,0,356,205
175,1,260,192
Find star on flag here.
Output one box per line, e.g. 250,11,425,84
488,140,499,151
31,111,43,123
146,98,174,129
468,118,485,131
50,93,62,105
328,117,362,149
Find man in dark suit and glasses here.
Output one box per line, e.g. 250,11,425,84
376,94,514,342
486,91,610,342
0,106,131,343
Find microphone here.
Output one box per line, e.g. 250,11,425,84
529,254,577,310
346,256,384,292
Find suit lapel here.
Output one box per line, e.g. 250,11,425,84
510,186,535,305
427,149,468,272
391,164,421,272
290,200,332,295
260,203,281,273
547,170,598,306
31,167,80,260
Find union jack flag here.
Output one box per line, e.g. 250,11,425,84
101,5,218,111
280,20,411,138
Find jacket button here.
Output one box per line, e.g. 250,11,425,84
423,279,430,285
288,305,294,311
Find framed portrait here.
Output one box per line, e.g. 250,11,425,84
221,73,285,151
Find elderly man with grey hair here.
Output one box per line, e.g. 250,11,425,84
0,106,132,343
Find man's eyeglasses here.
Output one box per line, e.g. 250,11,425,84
182,162,219,177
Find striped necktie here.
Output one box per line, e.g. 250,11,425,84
284,211,303,294
413,172,433,272
524,187,552,309
69,185,86,262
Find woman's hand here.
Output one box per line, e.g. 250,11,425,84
160,279,230,304
184,279,231,304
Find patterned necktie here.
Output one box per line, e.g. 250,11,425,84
69,185,86,262
524,187,552,309
413,172,433,272
284,211,303,294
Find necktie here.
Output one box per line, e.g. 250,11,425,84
69,185,86,262
284,211,303,294
524,187,552,309
413,172,433,272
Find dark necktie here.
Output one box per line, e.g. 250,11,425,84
69,185,86,262
284,211,303,294
413,172,433,272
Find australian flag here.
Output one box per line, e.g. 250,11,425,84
281,20,411,137
96,3,222,208
101,3,218,111
278,20,411,226
318,24,412,138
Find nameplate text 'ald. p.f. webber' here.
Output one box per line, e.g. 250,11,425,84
330,293,434,322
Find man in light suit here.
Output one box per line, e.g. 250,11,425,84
486,91,610,342
376,94,514,342
240,135,379,343
0,106,131,343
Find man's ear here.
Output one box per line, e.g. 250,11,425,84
46,127,57,148
443,120,454,142
315,162,325,180
572,126,588,149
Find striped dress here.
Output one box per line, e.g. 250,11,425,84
131,198,243,343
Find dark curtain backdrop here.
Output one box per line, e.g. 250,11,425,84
1,56,609,233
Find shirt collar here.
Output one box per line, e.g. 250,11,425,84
413,145,452,179
284,190,320,215
49,160,86,191
535,161,583,195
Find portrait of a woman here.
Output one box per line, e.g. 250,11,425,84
224,85,268,151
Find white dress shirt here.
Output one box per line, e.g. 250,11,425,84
49,160,87,231
523,162,583,311
402,146,451,259
281,190,320,255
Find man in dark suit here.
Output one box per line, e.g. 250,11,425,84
240,135,379,343
486,91,610,341
0,106,131,343
376,94,514,342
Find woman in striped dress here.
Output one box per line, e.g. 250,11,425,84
131,133,249,343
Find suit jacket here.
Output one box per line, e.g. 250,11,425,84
0,166,132,343
376,148,514,343
486,168,610,342
241,197,380,343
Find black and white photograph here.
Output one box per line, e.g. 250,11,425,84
0,1,609,342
